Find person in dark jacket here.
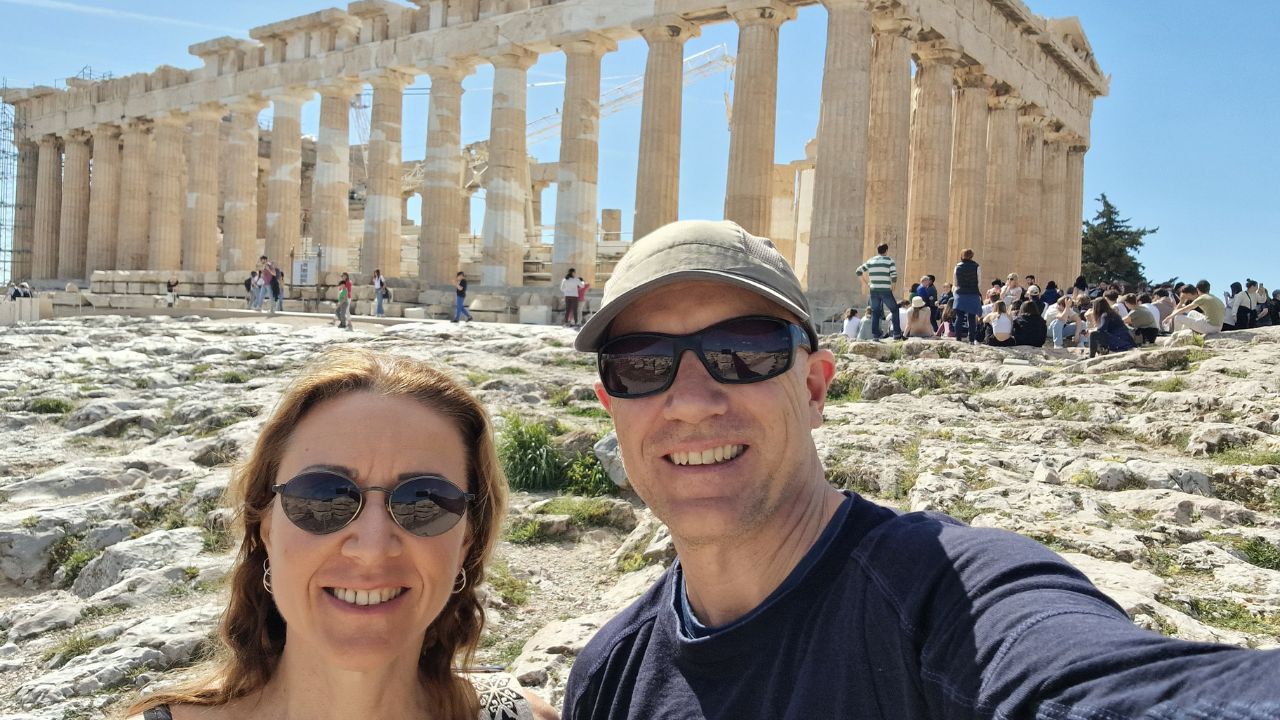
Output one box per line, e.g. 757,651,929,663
1089,297,1137,358
1041,281,1061,306
951,249,983,344
1012,300,1048,347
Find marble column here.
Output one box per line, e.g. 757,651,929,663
13,138,38,281
116,119,152,271
632,17,698,240
863,10,914,264
85,124,121,275
1014,108,1048,282
266,89,313,265
57,129,92,279
807,0,871,297
981,91,1020,284
1064,141,1088,284
183,105,224,272
313,82,358,263
419,62,473,285
222,98,266,272
1039,130,1068,286
904,39,961,286
480,47,537,286
724,1,794,237
946,66,990,269
148,113,186,271
553,34,615,286
362,71,412,277
32,134,62,279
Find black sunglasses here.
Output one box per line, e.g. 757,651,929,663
598,315,813,399
271,471,475,537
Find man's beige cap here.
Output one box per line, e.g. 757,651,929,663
574,220,818,352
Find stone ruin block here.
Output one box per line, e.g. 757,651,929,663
519,306,552,325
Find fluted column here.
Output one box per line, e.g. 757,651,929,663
148,113,186,271
807,0,872,298
480,47,537,286
946,67,990,268
553,34,615,286
222,98,266,272
1064,141,1088,284
1014,108,1048,282
724,1,794,237
57,129,92,279
904,39,961,286
85,124,121,275
266,89,313,264
981,91,1020,283
419,62,474,285
362,71,412,277
182,104,223,272
116,120,152,271
13,138,38,281
632,17,698,240
32,134,62,279
313,82,358,262
1039,130,1068,286
863,10,914,264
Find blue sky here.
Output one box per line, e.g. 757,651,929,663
1,0,1276,293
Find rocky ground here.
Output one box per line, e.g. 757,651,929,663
1,312,1278,719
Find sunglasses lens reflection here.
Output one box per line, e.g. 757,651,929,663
279,472,361,534
389,476,470,537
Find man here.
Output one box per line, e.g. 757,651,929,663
453,271,473,323
1167,280,1225,335
1151,288,1175,327
565,220,1280,720
1121,293,1159,344
854,243,901,340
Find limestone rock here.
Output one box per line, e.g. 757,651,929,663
861,374,905,401
593,432,629,489
70,527,204,598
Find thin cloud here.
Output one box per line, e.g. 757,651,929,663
0,0,239,34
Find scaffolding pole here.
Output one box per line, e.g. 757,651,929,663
0,102,18,285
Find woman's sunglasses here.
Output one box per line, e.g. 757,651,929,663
598,315,813,399
271,471,474,537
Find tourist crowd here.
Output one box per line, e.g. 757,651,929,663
848,244,1280,357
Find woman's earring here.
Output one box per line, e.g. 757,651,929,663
262,557,274,595
451,568,467,595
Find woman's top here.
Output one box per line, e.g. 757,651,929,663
560,277,583,297
1001,285,1023,307
953,259,980,296
1012,314,1047,347
842,316,861,339
855,316,875,340
1097,314,1137,351
141,673,534,720
1040,287,1061,305
987,312,1013,337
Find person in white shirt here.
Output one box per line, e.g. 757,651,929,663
842,308,861,340
1043,296,1081,348
983,300,1015,346
561,268,586,327
1002,274,1023,308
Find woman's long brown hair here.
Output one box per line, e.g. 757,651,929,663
124,347,507,719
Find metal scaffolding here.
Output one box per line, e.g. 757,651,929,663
0,101,18,285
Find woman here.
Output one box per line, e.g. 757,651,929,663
336,272,353,331
983,300,1015,346
1012,300,1048,347
951,249,983,344
856,306,875,340
841,308,861,340
904,296,933,338
1088,297,1136,358
125,349,555,720
933,305,956,339
372,269,387,319
1223,281,1254,331
1040,281,1061,306
560,268,584,327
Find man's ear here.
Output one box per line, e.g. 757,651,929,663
594,380,614,416
804,348,837,429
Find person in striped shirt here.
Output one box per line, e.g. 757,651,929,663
855,243,902,340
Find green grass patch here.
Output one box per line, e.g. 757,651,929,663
202,525,233,553
20,515,39,529
237,351,265,360
548,387,573,407
1213,535,1280,571
826,371,863,403
565,404,611,420
45,533,96,588
827,463,881,497
894,437,922,499
41,632,108,667
617,552,650,573
1211,447,1280,466
487,559,530,606
880,345,904,363
219,370,249,384
80,604,126,621
494,366,528,375
562,450,616,497
465,371,490,386
944,499,982,523
535,497,623,529
190,362,212,377
1161,596,1280,639
27,397,73,414
1046,396,1092,421
1220,368,1249,378
1146,377,1187,393
504,519,552,545
498,414,567,492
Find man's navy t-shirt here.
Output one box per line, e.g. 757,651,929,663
562,492,1280,720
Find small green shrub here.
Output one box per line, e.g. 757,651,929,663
944,499,982,524
504,519,551,545
566,404,611,420
498,415,566,491
237,351,265,361
1162,596,1280,638
61,548,99,587
617,552,649,573
494,366,528,375
535,497,622,528
1046,396,1091,421
548,387,573,407
487,560,530,606
19,516,39,529
80,604,126,621
27,397,73,414
1147,377,1187,393
465,371,490,386
41,632,108,667
1221,536,1280,571
219,370,249,384
1212,448,1280,467
1221,368,1249,379
894,438,922,499
1187,348,1214,365
826,371,862,402
202,526,233,553
562,451,616,497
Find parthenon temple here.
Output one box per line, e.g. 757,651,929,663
1,0,1107,321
